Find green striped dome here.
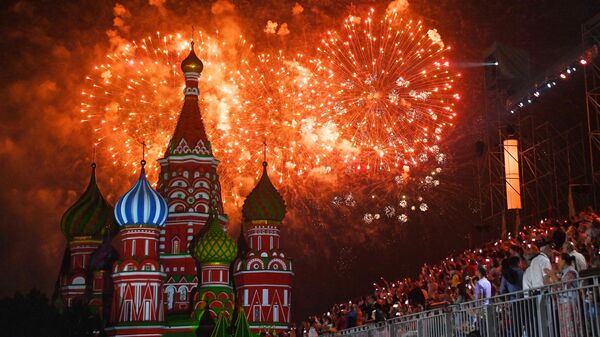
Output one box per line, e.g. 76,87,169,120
242,162,286,222
194,215,237,264
60,164,114,241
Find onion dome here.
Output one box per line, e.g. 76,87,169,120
181,41,203,73
242,161,286,222
60,163,114,241
114,160,168,227
194,214,238,264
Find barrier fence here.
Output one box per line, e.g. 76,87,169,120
324,275,600,337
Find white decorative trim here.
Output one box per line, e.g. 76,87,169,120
236,284,292,289
159,253,192,259
233,270,294,277
191,140,210,155
173,139,191,154
158,155,219,165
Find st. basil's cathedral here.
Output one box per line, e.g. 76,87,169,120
56,43,294,337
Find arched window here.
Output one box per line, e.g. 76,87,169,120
172,237,181,254
179,287,188,302
72,276,85,285
253,306,261,321
165,287,175,310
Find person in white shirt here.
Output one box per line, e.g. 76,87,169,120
563,241,587,272
523,243,553,290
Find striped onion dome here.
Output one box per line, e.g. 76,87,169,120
242,161,286,222
194,213,237,264
60,163,114,241
114,161,168,227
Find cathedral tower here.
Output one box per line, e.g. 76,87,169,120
157,41,228,316
59,163,114,309
234,161,293,334
108,160,168,337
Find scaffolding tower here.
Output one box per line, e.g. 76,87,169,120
583,12,600,209
480,43,589,236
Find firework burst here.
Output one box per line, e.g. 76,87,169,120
225,51,339,185
80,31,251,208
317,8,459,173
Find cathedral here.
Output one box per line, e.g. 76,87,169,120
57,42,294,337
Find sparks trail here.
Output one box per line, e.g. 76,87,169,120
317,8,460,174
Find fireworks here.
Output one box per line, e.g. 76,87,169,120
80,8,460,224
80,32,338,210
317,8,459,173
226,51,338,184
80,32,237,174
80,31,253,208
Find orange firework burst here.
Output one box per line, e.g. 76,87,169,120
80,31,337,211
317,8,460,173
79,9,460,223
226,51,339,184
80,31,250,207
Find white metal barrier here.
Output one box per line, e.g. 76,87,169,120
321,275,600,337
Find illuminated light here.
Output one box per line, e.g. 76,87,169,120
518,102,524,107
580,59,588,65
503,139,522,209
547,83,552,88
533,91,540,97
527,99,532,103
560,73,567,79
566,69,571,74
494,61,499,66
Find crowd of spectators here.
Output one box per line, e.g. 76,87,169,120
302,208,600,336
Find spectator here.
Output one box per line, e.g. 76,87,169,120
334,308,347,331
499,256,523,296
453,283,471,304
544,253,579,337
563,241,587,272
523,241,553,290
473,264,492,305
346,304,357,328
407,281,426,308
308,320,318,337
552,222,567,249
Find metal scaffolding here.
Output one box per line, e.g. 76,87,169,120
479,42,590,236
583,12,600,208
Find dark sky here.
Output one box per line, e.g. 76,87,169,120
0,0,598,323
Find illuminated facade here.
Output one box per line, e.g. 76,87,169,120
234,162,294,334
57,43,277,337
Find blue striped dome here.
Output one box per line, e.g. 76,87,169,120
115,167,168,227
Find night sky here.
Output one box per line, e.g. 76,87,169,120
0,0,598,323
